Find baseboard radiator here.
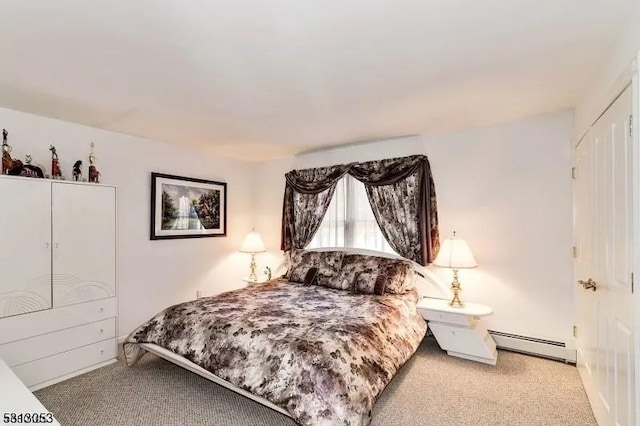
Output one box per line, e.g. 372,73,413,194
488,331,577,364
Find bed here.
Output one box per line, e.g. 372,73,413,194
124,248,443,426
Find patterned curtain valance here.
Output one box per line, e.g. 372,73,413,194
285,164,352,194
280,154,440,265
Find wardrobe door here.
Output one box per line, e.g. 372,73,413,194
0,178,52,318
52,183,116,307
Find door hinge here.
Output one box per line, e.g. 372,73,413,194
630,115,633,137
571,167,576,179
632,272,634,294
572,246,577,258
573,325,578,338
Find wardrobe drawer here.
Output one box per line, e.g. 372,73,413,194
0,317,116,368
0,297,116,344
12,339,116,389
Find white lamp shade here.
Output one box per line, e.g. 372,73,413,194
432,234,478,269
239,230,266,253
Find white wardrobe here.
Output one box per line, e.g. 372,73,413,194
0,175,117,390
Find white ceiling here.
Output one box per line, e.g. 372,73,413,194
0,0,634,161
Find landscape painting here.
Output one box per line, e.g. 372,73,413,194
150,172,227,239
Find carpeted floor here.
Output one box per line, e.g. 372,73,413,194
34,337,596,426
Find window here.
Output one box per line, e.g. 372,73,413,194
307,175,397,255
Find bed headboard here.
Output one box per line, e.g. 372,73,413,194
276,247,449,299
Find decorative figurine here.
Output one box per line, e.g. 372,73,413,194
72,160,82,181
88,142,100,183
264,266,272,281
22,155,45,178
1,129,14,175
50,145,62,179
7,159,23,175
6,152,46,178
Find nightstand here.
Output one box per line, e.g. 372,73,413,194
417,298,497,365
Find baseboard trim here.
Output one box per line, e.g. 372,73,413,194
28,358,118,392
489,331,577,363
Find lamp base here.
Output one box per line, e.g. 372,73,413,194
249,253,258,282
449,269,465,308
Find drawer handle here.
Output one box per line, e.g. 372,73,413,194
99,307,104,313
100,349,104,355
99,328,104,334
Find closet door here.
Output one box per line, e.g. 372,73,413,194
52,183,116,307
575,85,635,425
0,178,52,318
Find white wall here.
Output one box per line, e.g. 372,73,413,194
0,105,574,343
574,1,640,139
0,107,254,337
254,111,575,343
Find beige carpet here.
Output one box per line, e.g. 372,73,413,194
35,337,596,426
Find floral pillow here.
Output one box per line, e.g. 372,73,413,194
286,249,345,288
381,260,417,294
335,254,416,294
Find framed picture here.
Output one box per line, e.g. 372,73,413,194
150,172,227,240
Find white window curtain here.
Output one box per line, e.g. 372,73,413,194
307,175,397,255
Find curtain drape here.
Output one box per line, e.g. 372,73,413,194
281,165,351,250
350,156,439,265
280,155,439,265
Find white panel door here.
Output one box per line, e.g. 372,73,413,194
0,177,52,318
575,85,635,426
52,183,116,307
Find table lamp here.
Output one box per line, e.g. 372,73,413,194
239,230,266,282
432,231,478,308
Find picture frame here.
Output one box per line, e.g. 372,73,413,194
150,172,227,240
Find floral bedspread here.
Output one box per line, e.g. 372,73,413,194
124,278,426,426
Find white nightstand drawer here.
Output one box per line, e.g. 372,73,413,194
429,322,496,360
418,298,497,365
419,309,476,327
